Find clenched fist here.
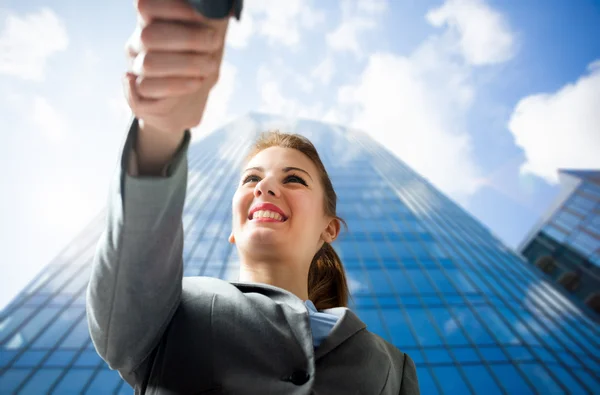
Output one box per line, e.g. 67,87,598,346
124,0,232,136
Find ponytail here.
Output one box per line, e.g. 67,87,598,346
308,242,350,310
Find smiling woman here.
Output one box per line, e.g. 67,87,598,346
229,130,350,309
85,0,419,394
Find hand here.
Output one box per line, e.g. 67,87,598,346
124,0,231,136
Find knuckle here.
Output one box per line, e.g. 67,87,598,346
140,52,154,73
135,76,150,94
139,24,156,49
135,0,151,13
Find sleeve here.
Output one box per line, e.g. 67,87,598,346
86,117,191,377
399,353,420,395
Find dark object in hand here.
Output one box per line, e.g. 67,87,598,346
187,0,243,20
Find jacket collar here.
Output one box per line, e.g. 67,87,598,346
315,307,366,360
231,281,366,360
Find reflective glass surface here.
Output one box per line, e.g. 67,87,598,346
1,115,598,394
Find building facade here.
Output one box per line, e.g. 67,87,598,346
520,170,600,318
1,114,599,394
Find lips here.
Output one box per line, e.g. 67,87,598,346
248,202,288,221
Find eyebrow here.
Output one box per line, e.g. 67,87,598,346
243,166,313,181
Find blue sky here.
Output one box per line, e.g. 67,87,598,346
0,0,599,310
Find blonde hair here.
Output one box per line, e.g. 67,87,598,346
244,130,350,309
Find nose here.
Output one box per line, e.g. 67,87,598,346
254,176,279,198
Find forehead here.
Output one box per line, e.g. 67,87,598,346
246,147,317,174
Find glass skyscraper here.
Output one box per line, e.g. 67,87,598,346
520,170,600,318
1,114,599,394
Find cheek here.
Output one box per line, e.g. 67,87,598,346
293,197,320,224
232,190,251,220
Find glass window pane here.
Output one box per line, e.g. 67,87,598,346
550,366,587,394
117,380,133,395
445,270,476,293
366,270,394,294
517,363,561,394
86,369,124,393
0,307,36,343
479,346,508,363
0,368,31,393
44,350,77,367
452,347,480,363
33,308,85,348
461,366,503,395
59,316,91,348
383,313,418,348
13,350,48,368
476,307,519,345
450,307,495,345
505,346,534,362
4,306,62,349
571,369,600,392
405,269,435,293
424,348,452,363
426,270,457,293
416,366,440,395
491,364,535,394
387,269,416,294
405,308,444,346
431,366,470,394
19,368,62,393
370,241,397,259
428,307,469,346
53,369,95,393
73,350,102,367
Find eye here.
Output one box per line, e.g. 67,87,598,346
242,174,260,184
285,174,307,186
241,173,307,186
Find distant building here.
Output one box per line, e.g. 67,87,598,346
520,170,600,318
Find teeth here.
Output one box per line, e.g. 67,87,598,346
253,210,284,221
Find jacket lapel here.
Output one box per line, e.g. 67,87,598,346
314,308,366,360
231,281,315,364
231,281,367,362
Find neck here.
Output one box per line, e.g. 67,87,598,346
238,257,310,301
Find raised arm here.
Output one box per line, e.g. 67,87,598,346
86,119,190,373
86,0,236,379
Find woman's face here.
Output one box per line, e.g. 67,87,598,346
230,147,335,263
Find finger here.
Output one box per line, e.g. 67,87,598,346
124,72,163,111
135,75,203,99
131,51,217,78
136,0,213,25
140,21,219,52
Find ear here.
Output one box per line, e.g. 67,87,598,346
321,217,341,244
228,232,235,244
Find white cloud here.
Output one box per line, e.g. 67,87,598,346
508,60,600,184
326,0,387,57
108,91,132,129
327,18,376,57
311,56,335,85
335,46,483,200
31,96,69,142
226,11,254,49
237,0,324,47
192,61,238,139
0,8,68,81
426,0,515,65
257,64,323,120
322,0,517,200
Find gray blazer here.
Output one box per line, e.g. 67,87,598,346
86,121,420,394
